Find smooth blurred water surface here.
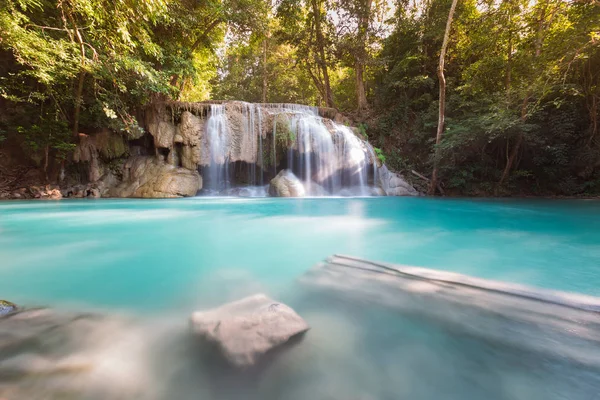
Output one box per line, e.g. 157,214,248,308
1,197,600,312
2,197,600,400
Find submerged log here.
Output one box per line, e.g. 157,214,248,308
301,255,600,367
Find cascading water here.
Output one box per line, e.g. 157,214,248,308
200,102,378,196
292,114,339,195
334,125,371,196
204,104,231,191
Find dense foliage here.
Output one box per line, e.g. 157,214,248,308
1,0,599,195
372,0,600,195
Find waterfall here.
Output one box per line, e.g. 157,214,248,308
204,104,230,191
244,103,257,186
198,102,378,196
335,125,371,196
258,107,264,186
293,114,339,194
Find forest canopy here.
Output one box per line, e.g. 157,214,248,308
1,0,599,195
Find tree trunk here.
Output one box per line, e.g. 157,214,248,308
498,96,528,186
306,66,326,103
428,0,459,195
72,70,85,137
262,35,268,103
311,0,335,108
44,143,49,182
503,0,513,182
505,1,513,102
70,18,86,138
586,59,598,146
355,61,368,111
59,160,65,183
498,0,549,187
355,0,371,112
506,38,512,101
590,94,598,145
498,133,523,186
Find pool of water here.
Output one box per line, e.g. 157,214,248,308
2,197,600,311
1,197,600,399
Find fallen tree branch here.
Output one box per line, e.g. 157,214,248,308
411,170,444,195
411,170,430,182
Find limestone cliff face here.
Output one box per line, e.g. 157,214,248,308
73,129,128,183
177,111,204,170
68,101,418,198
71,104,211,199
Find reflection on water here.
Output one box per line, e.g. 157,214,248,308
1,197,600,399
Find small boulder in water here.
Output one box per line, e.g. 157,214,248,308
190,293,310,367
269,169,306,197
0,300,17,316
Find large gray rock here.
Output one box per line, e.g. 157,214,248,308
190,294,310,367
110,156,202,198
378,165,419,196
269,169,306,197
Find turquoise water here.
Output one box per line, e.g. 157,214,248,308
1,197,600,311
1,197,600,400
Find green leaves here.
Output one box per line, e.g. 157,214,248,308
374,147,385,163
369,0,600,195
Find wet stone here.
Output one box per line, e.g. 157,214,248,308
190,294,310,368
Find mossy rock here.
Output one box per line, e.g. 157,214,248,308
0,299,17,316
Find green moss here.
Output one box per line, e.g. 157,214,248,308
274,114,296,147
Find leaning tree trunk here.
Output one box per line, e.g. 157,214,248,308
70,18,86,138
428,0,459,195
73,70,85,138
